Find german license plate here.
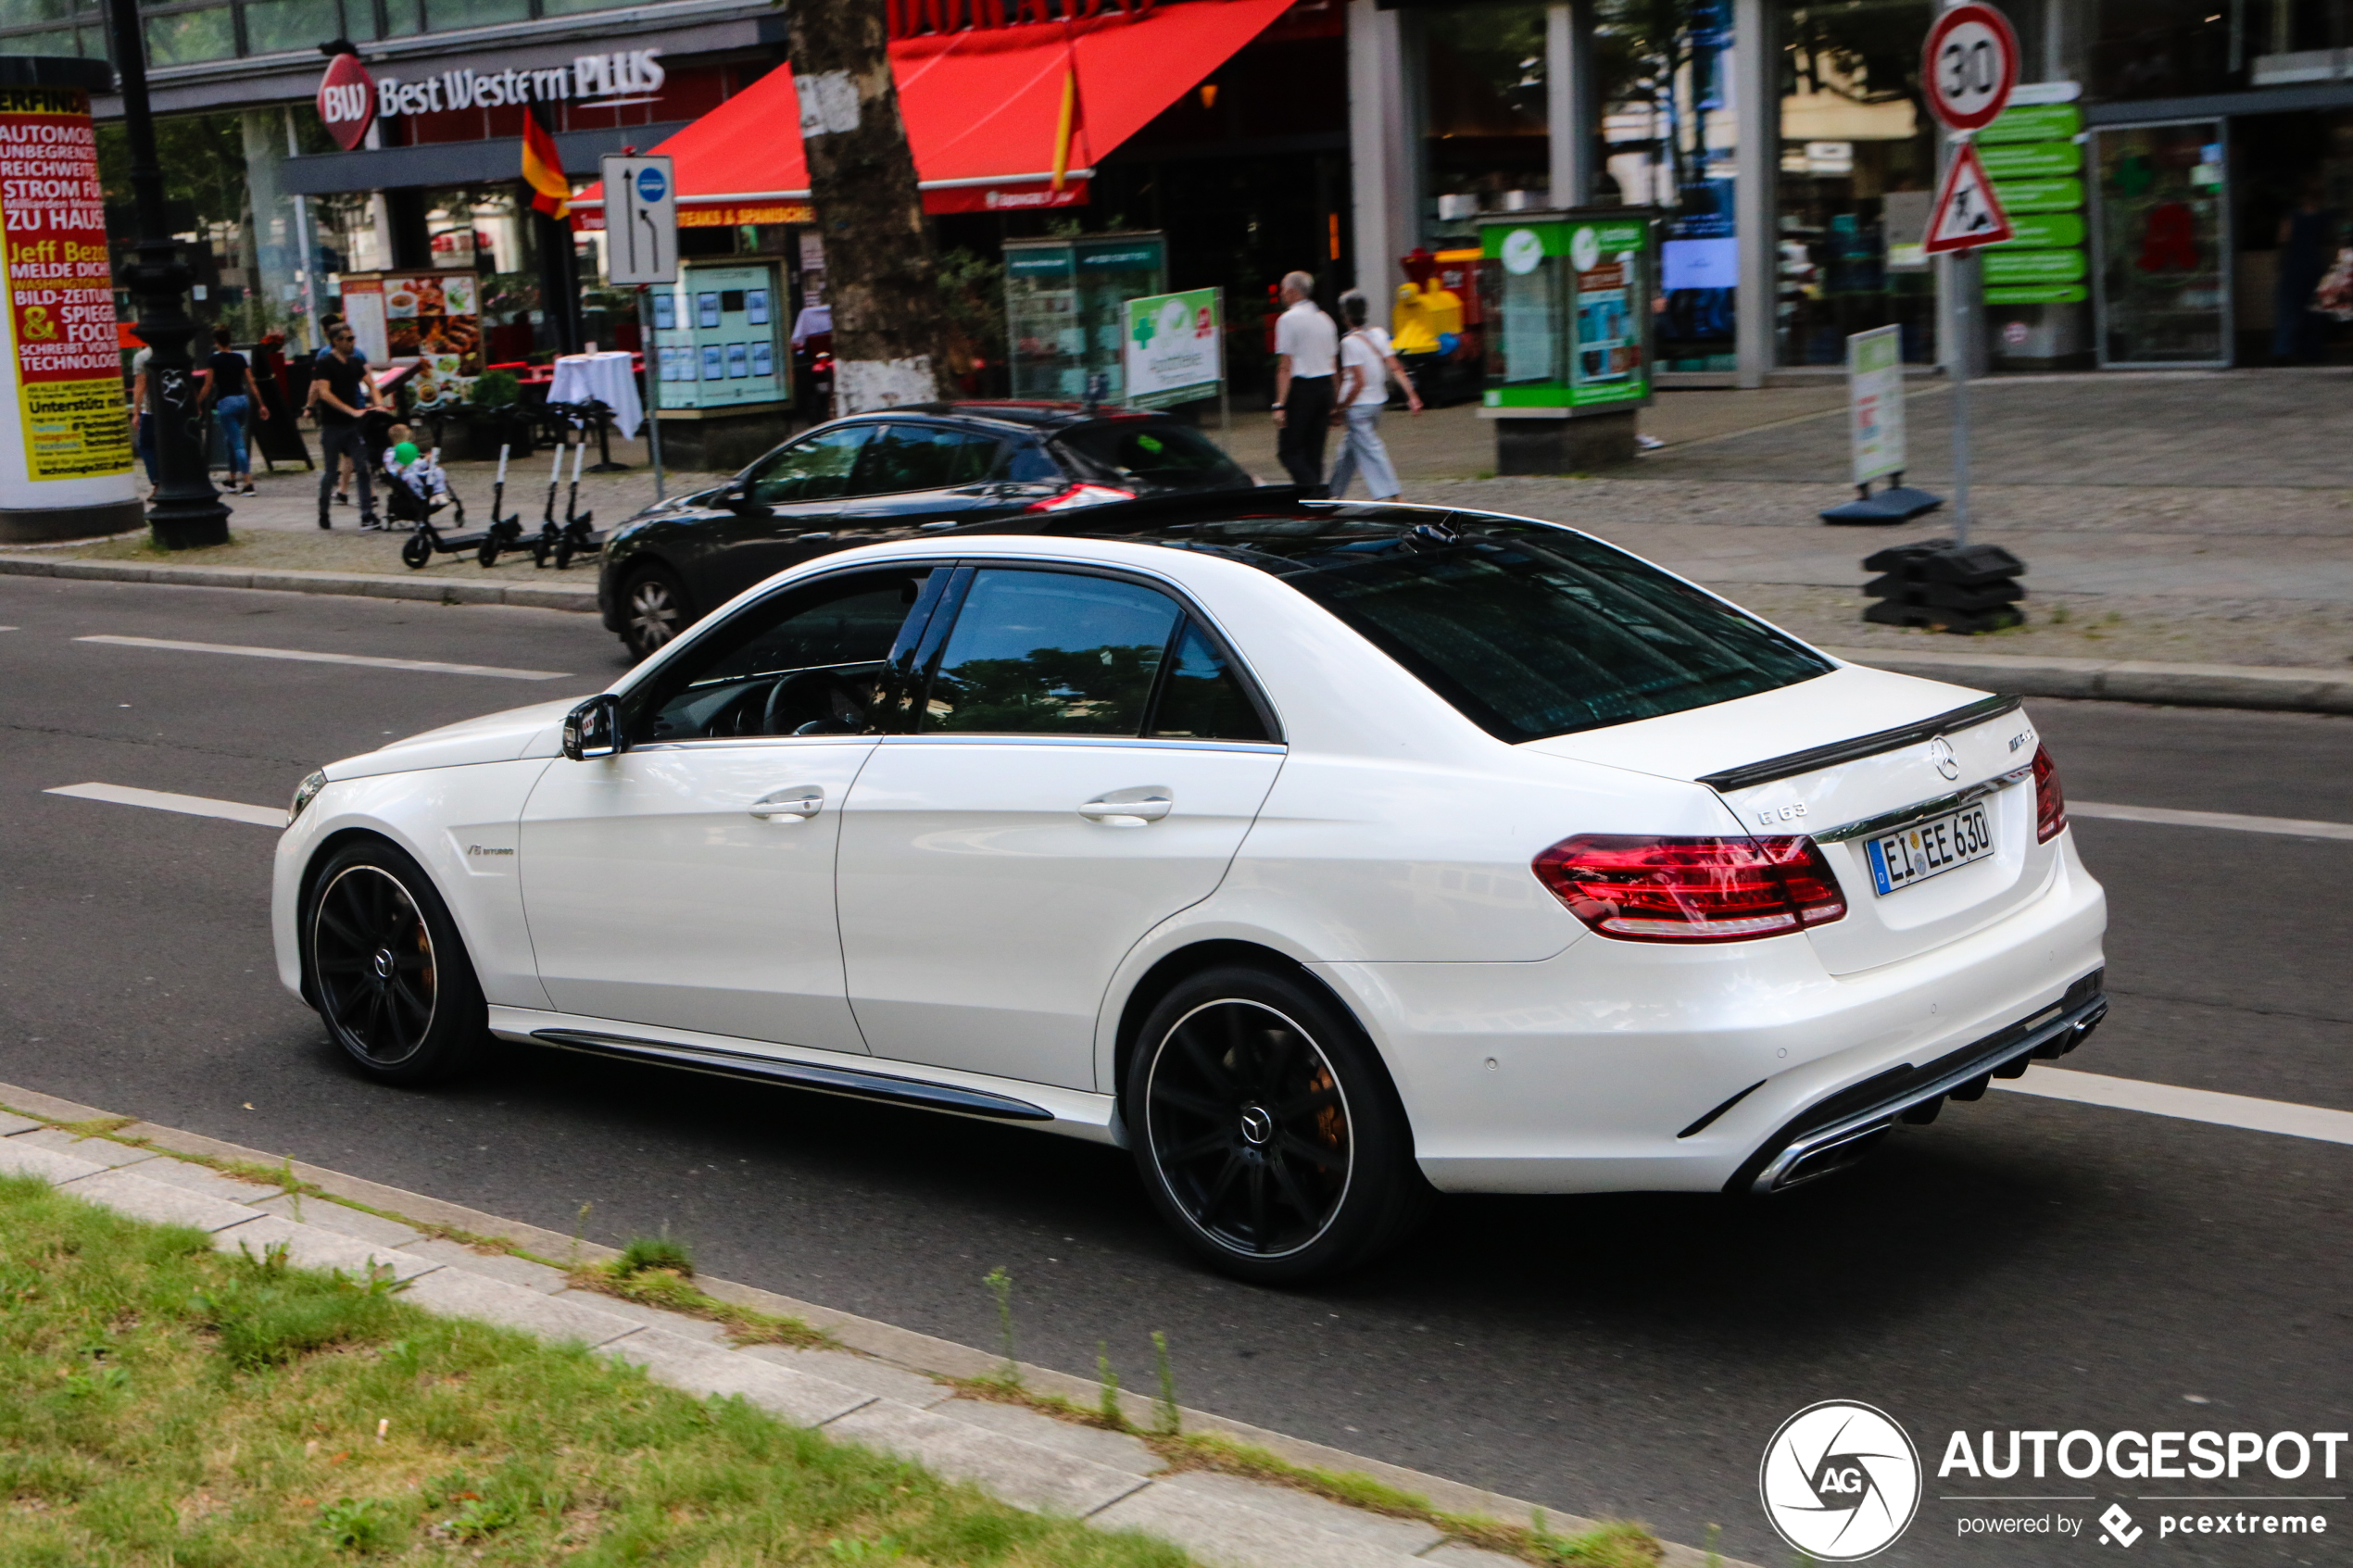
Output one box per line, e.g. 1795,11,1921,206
1865,803,1994,897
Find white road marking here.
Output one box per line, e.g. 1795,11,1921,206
2071,800,2353,841
73,633,566,682
34,779,2353,1148
1997,1066,2353,1147
45,783,284,829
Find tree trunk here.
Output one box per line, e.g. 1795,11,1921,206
787,0,952,412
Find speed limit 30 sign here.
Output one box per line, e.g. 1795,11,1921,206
1923,3,2020,132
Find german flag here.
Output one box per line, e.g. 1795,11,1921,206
522,111,571,219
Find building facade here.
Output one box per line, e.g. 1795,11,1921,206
30,0,2347,379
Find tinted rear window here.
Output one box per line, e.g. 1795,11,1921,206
1052,422,1253,496
1237,521,1832,742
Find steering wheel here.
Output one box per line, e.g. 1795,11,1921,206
760,671,871,736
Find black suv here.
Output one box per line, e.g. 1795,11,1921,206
598,403,1271,659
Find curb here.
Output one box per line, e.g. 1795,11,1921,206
21,551,2341,718
0,552,599,613
0,1079,1752,1568
1818,645,2353,716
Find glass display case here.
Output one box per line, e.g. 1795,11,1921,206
1004,233,1167,400
651,260,787,411
1478,210,1656,414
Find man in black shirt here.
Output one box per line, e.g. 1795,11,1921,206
311,326,384,528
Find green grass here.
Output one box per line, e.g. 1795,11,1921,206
615,1233,697,1278
0,1174,1190,1566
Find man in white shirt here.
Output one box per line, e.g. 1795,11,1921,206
1270,270,1338,494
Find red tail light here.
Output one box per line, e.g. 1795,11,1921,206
2032,743,2067,843
1533,834,1847,943
1024,482,1137,512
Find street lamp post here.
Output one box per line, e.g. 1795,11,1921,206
107,0,231,549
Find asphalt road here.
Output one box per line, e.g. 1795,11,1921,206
3,574,2347,1567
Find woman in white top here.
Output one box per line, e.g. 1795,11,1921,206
1327,288,1423,500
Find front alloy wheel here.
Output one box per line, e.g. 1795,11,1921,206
305,841,486,1084
623,565,691,660
1129,966,1428,1284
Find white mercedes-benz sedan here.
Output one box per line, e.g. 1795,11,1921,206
273,503,2107,1283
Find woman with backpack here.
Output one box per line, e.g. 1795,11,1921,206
1327,288,1422,500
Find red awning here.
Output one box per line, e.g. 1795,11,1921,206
575,0,1290,224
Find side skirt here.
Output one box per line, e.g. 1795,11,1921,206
485,1007,1124,1144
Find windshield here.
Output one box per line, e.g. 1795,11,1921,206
1191,516,1832,742
1052,421,1254,496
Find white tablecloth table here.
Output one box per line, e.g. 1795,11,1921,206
548,350,644,438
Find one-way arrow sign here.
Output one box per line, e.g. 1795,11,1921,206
1922,141,2014,254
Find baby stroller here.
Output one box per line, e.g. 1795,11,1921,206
384,462,461,532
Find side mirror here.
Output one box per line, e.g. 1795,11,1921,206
561,694,626,760
723,486,750,508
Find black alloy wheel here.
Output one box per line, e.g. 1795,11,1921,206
304,841,486,1085
1128,966,1428,1284
623,563,693,661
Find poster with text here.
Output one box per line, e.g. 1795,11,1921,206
0,85,133,491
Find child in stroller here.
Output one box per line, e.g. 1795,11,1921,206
379,431,456,531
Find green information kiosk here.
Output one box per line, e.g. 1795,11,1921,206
1476,210,1655,472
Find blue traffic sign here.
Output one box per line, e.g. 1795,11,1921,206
636,167,668,204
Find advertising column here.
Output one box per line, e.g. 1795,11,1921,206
0,79,140,542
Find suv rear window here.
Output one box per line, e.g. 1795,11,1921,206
1230,519,1832,742
1052,421,1253,496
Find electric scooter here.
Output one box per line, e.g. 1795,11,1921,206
473,443,552,567
532,439,603,569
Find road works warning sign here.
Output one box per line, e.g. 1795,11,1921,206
1922,141,2015,256
0,85,132,485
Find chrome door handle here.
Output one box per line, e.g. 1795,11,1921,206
749,785,824,821
1077,789,1171,825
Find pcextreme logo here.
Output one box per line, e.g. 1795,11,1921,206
1759,1400,1923,1561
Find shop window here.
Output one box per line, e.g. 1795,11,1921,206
378,0,422,35
419,0,528,29
542,0,634,17
144,6,236,65
2089,0,2235,100
0,26,83,53
1599,0,1737,371
1775,0,1939,366
0,0,88,29
1419,3,1550,244
241,0,334,54
2094,121,2232,365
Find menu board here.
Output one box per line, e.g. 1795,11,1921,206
338,271,481,377
383,272,482,376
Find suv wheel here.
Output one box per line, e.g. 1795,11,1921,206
622,563,693,661
1127,965,1430,1285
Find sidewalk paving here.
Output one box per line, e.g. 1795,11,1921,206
30,367,2353,673
0,1079,1749,1568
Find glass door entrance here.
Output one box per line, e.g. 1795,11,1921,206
2093,119,2233,367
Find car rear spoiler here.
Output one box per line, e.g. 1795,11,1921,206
1696,694,2022,794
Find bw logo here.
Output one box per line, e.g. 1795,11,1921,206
1760,1401,1922,1561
